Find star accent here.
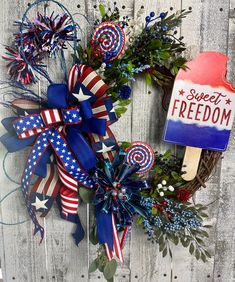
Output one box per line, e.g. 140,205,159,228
110,107,115,113
226,98,232,105
31,196,48,210
72,88,91,102
97,142,115,153
179,89,185,96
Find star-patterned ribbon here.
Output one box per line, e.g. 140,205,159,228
14,105,95,241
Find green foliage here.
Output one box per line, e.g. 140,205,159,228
79,187,95,203
140,202,212,262
73,8,191,116
151,150,185,191
104,260,117,280
89,246,118,281
90,225,99,245
99,4,106,18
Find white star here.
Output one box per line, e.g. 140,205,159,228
31,196,48,211
30,116,34,120
110,107,115,114
97,143,115,153
72,88,91,102
72,114,77,118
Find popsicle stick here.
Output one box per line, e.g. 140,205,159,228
182,146,202,181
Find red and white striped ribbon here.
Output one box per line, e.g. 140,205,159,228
40,109,62,126
105,214,125,263
68,64,108,98
30,163,61,216
57,161,80,216
60,186,79,215
57,161,78,192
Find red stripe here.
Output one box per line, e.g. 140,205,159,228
120,227,129,249
86,74,102,92
112,214,123,262
80,66,93,83
94,110,108,119
50,109,56,123
105,244,113,261
95,83,108,98
41,164,54,194
57,163,78,191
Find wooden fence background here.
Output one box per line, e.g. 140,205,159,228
0,0,235,281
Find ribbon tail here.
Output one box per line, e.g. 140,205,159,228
57,185,85,245
104,214,124,263
21,132,53,241
30,163,61,217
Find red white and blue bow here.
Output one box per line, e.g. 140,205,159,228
68,64,118,162
12,99,95,241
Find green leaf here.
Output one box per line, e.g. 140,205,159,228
79,187,95,203
159,50,171,60
171,171,180,180
89,225,99,245
195,249,200,260
159,242,165,252
195,237,205,245
181,238,190,248
162,247,168,257
152,207,158,215
148,39,162,50
203,225,212,228
136,216,144,225
189,243,194,255
103,259,117,280
118,99,132,107
162,150,172,159
144,73,152,85
201,252,207,263
204,250,212,258
120,141,131,149
200,230,209,238
115,106,128,118
99,4,106,17
89,259,98,273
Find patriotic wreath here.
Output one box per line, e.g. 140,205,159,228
0,1,221,281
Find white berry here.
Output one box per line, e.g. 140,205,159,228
157,184,162,189
159,191,164,197
162,180,167,185
168,186,174,192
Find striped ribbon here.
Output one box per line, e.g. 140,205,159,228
68,64,118,161
104,214,130,263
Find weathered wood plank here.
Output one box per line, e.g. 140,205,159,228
41,1,91,281
88,1,134,281
0,1,51,281
130,1,181,282
211,1,235,281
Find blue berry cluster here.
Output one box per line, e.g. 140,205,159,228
119,85,132,100
140,197,154,207
142,198,202,238
145,11,167,29
132,64,150,74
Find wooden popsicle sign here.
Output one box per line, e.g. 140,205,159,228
163,52,235,181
